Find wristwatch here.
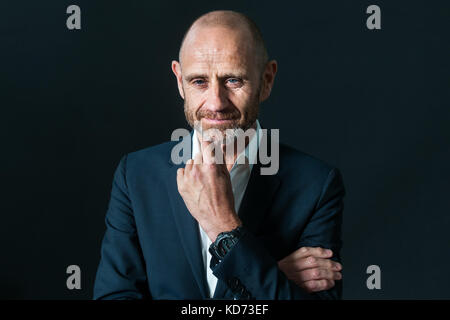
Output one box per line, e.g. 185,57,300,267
209,226,244,267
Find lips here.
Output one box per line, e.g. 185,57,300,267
197,109,241,122
202,118,235,122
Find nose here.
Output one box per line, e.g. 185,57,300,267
204,79,228,112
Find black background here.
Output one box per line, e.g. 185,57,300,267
1,0,449,299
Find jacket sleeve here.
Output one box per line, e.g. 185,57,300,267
93,154,150,300
210,168,345,300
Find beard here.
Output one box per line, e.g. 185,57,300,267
183,86,261,143
184,101,258,145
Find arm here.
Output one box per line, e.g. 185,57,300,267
93,155,150,300
210,168,345,300
277,246,343,296
295,168,345,299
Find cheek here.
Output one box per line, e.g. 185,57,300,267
229,87,257,111
184,87,206,105
184,92,204,121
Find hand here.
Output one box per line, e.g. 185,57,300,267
176,140,241,242
277,247,343,293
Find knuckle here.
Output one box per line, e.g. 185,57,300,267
328,280,335,289
305,281,317,290
300,247,309,253
318,280,328,289
306,256,316,266
310,268,320,279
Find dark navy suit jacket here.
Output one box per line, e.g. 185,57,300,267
93,135,345,300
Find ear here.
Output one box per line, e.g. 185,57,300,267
171,60,185,100
259,60,278,103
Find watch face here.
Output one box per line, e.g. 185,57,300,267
215,229,241,259
221,236,234,251
221,238,231,250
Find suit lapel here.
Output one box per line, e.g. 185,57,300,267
237,161,281,235
166,135,209,299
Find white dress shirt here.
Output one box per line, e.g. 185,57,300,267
192,120,262,298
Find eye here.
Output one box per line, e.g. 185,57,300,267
191,79,207,87
226,78,243,87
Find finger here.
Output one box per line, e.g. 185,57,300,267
300,268,341,282
185,158,194,172
223,141,237,167
176,168,185,190
288,256,342,272
193,150,203,165
283,246,333,262
302,279,335,293
201,139,216,164
219,143,227,166
280,263,342,284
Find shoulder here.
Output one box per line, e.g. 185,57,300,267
277,143,342,191
115,140,179,180
127,140,178,164
279,143,335,174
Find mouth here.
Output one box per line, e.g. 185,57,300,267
201,118,236,125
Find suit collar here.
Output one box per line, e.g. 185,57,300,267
165,157,209,298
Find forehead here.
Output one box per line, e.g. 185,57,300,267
180,26,255,73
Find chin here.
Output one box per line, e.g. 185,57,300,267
196,124,239,143
195,119,238,131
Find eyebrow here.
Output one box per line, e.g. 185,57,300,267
184,72,247,82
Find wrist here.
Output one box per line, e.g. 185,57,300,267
205,215,242,242
209,225,245,268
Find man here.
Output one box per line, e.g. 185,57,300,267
93,10,344,300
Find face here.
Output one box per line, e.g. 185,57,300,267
172,25,276,140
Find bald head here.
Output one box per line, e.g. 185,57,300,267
179,10,269,74
171,10,277,135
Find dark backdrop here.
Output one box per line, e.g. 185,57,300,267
1,0,449,299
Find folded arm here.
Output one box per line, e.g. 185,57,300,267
205,168,345,299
